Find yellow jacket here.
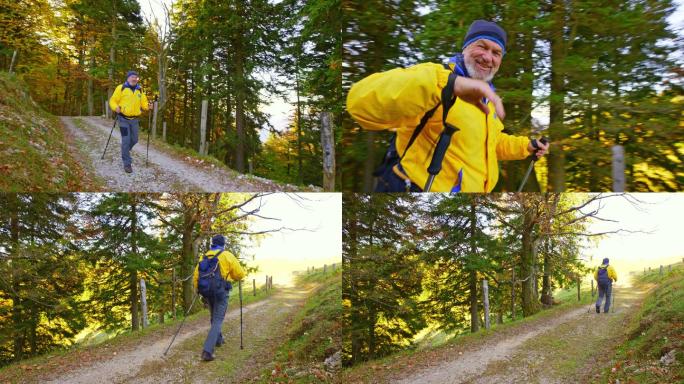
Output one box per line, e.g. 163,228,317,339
108,84,149,117
347,63,530,192
594,264,618,282
193,249,247,290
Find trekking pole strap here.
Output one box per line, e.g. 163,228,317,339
425,70,460,187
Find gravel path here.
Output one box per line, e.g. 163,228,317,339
45,296,274,384
60,116,303,192
397,281,645,384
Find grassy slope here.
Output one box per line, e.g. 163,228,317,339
0,73,101,191
0,286,275,383
600,263,684,383
260,268,342,383
341,284,597,383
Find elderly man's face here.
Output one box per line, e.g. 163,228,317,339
127,75,139,85
463,39,503,82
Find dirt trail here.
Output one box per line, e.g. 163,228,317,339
46,285,312,384
397,280,646,384
60,116,301,192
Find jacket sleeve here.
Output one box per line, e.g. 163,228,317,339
192,258,200,291
346,63,450,131
220,251,247,282
108,85,122,112
496,132,530,160
141,92,150,112
608,266,618,282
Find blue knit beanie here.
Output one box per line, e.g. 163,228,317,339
462,20,507,54
603,257,610,265
211,234,225,248
126,70,139,79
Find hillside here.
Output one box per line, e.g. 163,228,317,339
600,263,684,383
0,73,100,191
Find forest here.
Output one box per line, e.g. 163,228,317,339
0,192,285,366
0,0,341,188
342,193,639,366
342,0,683,192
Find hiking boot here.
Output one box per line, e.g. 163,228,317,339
201,351,214,362
124,165,133,173
595,306,600,313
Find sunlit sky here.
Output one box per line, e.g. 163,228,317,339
580,193,684,277
238,193,342,287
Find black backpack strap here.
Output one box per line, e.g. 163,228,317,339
398,63,456,162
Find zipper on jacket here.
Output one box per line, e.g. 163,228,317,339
484,114,489,191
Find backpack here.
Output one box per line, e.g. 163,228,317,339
597,265,611,285
197,253,227,298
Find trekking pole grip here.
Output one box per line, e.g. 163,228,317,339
529,136,549,161
427,124,458,176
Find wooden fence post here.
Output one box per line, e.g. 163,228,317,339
162,121,167,142
320,112,336,191
9,50,17,73
660,265,663,276
482,279,490,330
511,267,516,319
577,276,581,301
199,100,208,155
591,279,594,297
612,145,625,192
140,279,148,328
172,268,177,320
265,275,269,290
253,279,256,296
152,101,159,140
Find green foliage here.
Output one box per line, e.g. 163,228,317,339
343,193,427,365
0,194,86,365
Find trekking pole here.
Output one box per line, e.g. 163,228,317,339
612,285,616,313
163,293,199,356
239,280,243,350
517,137,549,192
101,113,118,160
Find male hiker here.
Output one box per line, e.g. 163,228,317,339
193,234,246,361
108,70,152,173
347,20,550,192
594,257,618,313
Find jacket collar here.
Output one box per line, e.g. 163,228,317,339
123,81,141,93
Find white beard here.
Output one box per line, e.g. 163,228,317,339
464,56,495,82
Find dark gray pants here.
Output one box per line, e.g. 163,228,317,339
596,282,612,313
202,288,228,355
118,116,139,167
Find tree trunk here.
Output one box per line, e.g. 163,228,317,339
469,198,479,332
181,211,195,312
129,197,139,331
362,132,376,192
548,0,566,191
9,196,24,361
520,204,540,316
295,58,303,184
234,2,247,172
